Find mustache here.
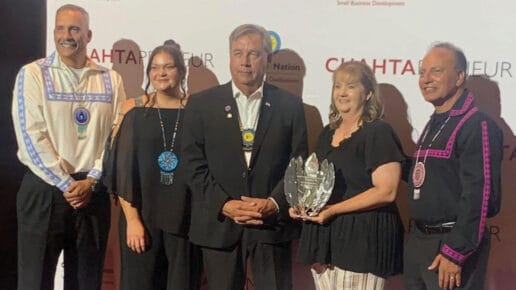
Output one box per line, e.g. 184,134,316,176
59,39,77,46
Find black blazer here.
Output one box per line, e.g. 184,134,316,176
182,82,308,249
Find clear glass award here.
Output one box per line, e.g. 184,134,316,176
284,153,335,216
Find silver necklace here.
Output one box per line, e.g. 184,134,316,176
412,115,451,200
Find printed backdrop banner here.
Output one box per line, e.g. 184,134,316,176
47,1,516,289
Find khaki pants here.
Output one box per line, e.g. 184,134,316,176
311,264,385,290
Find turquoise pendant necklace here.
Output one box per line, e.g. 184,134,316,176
157,104,181,185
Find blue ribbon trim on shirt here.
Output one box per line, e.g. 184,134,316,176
17,68,71,191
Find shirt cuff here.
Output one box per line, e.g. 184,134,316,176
57,176,74,193
441,244,468,266
87,169,102,180
268,197,280,213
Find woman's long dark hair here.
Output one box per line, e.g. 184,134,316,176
143,39,187,109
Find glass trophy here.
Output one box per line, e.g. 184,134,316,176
284,153,335,216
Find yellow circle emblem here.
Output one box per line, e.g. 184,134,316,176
243,132,254,142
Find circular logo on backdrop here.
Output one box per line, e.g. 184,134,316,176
268,31,281,52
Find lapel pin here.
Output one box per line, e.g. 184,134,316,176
265,102,271,107
225,105,231,112
227,113,233,118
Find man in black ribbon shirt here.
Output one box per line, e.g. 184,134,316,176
404,42,503,290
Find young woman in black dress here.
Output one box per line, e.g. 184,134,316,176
290,61,405,290
106,40,199,290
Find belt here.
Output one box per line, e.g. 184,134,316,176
413,220,456,235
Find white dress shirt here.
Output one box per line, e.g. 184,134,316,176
232,81,263,167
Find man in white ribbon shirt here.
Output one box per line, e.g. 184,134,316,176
11,4,125,290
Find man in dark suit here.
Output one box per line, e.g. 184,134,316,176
182,24,308,290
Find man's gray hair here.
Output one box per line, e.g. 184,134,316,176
229,24,272,55
430,42,468,76
56,4,89,25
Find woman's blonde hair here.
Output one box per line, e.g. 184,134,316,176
328,61,383,129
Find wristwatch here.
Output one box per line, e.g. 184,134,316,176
87,176,99,192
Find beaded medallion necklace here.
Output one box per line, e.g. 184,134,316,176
156,99,182,185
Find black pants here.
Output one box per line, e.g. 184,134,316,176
119,213,201,290
404,223,490,290
17,171,110,290
201,233,292,290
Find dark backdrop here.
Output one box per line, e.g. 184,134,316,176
0,0,46,288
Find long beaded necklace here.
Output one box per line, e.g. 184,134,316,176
70,68,90,140
156,100,182,185
412,115,451,200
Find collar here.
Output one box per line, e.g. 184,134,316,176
447,90,475,117
231,81,264,100
40,52,108,73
